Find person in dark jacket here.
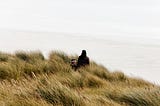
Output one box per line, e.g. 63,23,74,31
70,59,77,70
77,50,89,68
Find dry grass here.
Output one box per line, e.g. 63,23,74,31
0,51,159,106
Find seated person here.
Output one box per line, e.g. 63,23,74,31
70,59,77,70
77,50,89,68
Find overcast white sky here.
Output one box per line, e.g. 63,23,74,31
0,0,160,38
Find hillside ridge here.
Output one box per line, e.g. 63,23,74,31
0,51,159,106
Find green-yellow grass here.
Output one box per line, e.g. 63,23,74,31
0,51,159,106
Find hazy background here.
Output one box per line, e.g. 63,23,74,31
0,0,160,84
0,0,160,38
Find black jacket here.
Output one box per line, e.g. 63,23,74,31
77,55,89,67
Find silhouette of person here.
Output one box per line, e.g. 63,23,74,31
77,50,89,68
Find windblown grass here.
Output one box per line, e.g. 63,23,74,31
0,51,159,106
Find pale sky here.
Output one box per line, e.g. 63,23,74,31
0,0,160,38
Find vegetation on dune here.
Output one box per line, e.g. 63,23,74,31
0,51,159,106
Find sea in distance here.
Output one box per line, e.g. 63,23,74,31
0,30,160,85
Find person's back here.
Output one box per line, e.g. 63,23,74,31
77,50,89,68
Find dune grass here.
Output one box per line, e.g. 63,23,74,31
0,51,159,106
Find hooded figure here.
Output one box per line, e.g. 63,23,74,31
77,50,89,68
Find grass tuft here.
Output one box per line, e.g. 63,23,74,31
0,50,158,106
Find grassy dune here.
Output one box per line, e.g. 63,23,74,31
0,51,159,106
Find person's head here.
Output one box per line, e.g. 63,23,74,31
71,59,77,66
81,50,87,56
